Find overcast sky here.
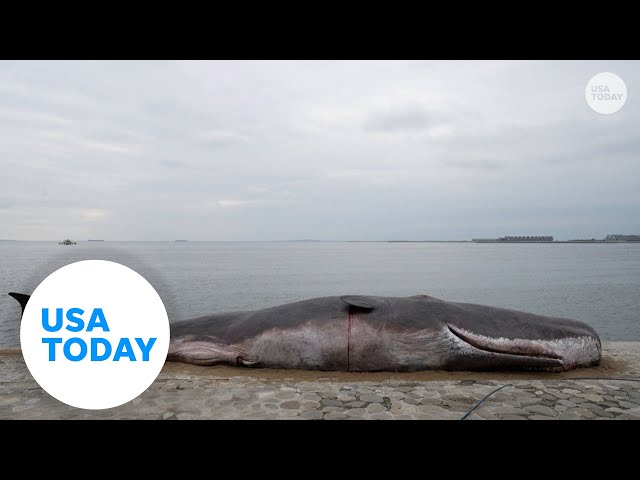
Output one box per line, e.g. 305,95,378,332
0,60,638,241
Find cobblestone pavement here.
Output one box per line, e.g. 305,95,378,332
1,342,639,420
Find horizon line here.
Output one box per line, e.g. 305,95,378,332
2,237,639,243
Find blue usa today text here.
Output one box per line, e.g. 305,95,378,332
41,308,157,362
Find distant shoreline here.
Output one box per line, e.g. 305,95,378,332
1,239,639,244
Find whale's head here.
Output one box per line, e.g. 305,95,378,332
343,295,602,372
441,301,602,371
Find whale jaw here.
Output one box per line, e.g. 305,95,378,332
447,324,601,372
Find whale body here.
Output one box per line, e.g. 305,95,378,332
9,292,602,372
167,294,601,372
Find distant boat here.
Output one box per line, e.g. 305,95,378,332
59,239,76,245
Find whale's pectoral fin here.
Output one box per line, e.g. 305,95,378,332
237,356,259,367
340,295,381,311
167,335,258,367
8,292,30,317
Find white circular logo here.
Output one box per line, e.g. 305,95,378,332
585,72,627,114
20,260,170,410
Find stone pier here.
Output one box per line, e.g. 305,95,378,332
1,341,639,420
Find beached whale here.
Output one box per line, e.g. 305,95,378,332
9,292,601,372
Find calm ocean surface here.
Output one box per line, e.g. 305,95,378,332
0,241,638,346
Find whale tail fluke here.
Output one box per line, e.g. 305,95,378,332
8,292,30,317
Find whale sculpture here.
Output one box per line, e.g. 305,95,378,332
9,292,601,372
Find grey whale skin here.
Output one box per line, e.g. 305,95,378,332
168,294,601,372
9,293,602,372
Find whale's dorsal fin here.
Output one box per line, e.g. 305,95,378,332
8,292,30,317
408,294,443,301
340,295,379,311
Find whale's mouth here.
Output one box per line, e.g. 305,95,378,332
447,324,563,363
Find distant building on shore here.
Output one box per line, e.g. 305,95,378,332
472,234,640,243
605,234,640,242
472,235,553,243
499,236,553,242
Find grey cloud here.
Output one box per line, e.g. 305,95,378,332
442,158,503,171
0,60,639,241
140,101,215,128
197,129,252,146
363,106,435,132
159,159,193,169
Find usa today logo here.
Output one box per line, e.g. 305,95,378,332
585,72,627,114
20,260,170,410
